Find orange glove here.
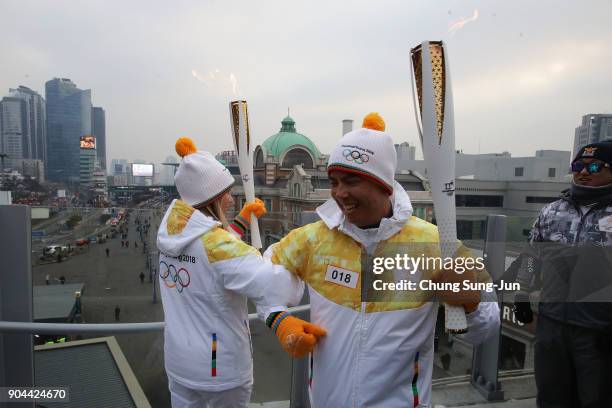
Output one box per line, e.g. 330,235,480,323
432,266,480,313
239,198,266,219
270,312,327,358
230,198,266,237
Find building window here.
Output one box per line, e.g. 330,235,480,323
457,220,474,240
455,195,503,207
525,196,557,204
255,148,264,168
264,198,272,211
548,168,556,177
293,183,301,197
282,148,314,169
514,167,524,177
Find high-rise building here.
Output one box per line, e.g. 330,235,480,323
8,86,46,163
15,159,45,183
160,155,178,185
91,107,106,171
110,158,128,186
45,78,92,183
92,170,108,206
573,114,612,158
0,97,27,170
79,139,96,192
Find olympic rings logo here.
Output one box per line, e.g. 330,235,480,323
343,149,369,165
159,261,191,293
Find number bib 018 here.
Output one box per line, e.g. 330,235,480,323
325,265,359,289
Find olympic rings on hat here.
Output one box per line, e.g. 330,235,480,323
342,149,369,165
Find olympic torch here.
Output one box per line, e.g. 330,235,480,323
229,100,262,249
410,41,467,333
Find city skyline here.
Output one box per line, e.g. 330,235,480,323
3,76,585,172
2,1,612,165
0,74,594,177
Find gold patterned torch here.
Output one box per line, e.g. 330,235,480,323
230,100,262,249
410,41,467,333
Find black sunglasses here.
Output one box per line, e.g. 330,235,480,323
571,161,611,174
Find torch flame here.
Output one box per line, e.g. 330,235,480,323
230,73,240,96
192,68,241,97
448,9,479,35
192,69,207,82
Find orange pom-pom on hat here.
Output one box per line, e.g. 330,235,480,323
175,137,197,158
362,112,385,131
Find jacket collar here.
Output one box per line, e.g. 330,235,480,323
316,180,413,244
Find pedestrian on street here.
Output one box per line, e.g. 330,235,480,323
45,274,50,285
135,241,138,248
139,271,145,284
114,305,121,322
105,248,110,257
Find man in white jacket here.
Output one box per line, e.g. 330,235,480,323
264,114,501,407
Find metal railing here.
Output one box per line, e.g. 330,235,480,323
0,305,312,334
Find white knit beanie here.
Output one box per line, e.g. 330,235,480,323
327,113,397,193
174,137,235,207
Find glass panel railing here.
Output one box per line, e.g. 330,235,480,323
497,216,538,374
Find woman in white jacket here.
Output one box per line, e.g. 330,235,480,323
157,138,326,408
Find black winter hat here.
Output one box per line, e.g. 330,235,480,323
572,141,612,165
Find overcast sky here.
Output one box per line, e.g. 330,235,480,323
2,0,611,164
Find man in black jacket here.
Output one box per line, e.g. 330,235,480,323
524,141,612,407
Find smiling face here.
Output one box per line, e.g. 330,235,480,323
572,158,612,187
329,171,392,227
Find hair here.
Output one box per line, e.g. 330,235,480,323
196,196,229,230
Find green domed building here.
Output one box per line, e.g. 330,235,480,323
254,115,326,171
253,116,328,188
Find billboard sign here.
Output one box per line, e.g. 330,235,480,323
80,135,96,149
31,207,50,219
132,163,154,177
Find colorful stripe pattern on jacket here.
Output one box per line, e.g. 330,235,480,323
412,351,420,407
211,333,217,377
